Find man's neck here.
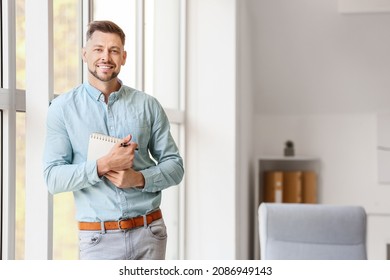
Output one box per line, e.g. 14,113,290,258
89,78,121,103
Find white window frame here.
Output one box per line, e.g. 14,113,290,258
1,0,18,260
24,0,54,260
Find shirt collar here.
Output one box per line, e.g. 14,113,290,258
84,80,124,102
84,81,103,101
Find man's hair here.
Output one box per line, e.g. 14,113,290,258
86,20,126,45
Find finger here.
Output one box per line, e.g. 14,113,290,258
129,142,138,151
120,134,132,146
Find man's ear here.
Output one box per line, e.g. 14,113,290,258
122,50,127,66
82,47,87,63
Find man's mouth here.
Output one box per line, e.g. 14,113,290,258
97,64,114,69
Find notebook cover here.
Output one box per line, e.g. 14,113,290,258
87,133,121,161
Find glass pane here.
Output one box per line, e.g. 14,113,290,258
15,112,25,260
93,0,137,88
1,0,3,88
16,0,25,90
144,0,180,110
52,0,80,260
53,193,79,259
0,0,3,259
15,0,25,260
0,111,2,258
53,0,81,95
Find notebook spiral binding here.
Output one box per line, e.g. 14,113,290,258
90,133,121,143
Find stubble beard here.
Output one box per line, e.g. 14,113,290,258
89,67,119,82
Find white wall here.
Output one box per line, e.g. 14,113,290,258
254,114,390,211
247,0,390,259
254,114,390,259
185,0,237,259
250,0,390,115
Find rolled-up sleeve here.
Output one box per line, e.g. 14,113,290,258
43,100,101,194
140,104,184,193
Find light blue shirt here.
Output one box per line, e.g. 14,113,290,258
43,82,184,222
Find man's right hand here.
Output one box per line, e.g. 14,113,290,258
96,134,138,176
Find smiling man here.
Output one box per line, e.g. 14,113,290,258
43,20,184,260
83,23,126,92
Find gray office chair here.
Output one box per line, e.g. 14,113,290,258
258,203,367,260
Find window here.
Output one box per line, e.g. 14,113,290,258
52,0,81,260
15,0,25,260
1,0,26,260
15,112,25,260
0,0,3,85
0,0,3,258
52,0,186,259
144,0,185,259
92,0,186,259
92,0,137,88
2,0,186,259
144,0,182,110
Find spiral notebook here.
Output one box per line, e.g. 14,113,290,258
87,132,121,161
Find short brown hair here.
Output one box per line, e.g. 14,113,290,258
86,20,126,45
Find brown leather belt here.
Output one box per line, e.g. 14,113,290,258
78,209,162,231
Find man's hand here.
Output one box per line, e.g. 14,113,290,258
105,168,145,189
96,134,138,176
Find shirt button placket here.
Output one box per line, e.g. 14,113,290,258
107,105,115,134
119,190,128,218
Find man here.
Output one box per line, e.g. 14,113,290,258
43,20,184,260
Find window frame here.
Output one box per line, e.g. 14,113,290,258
0,0,19,260
0,0,3,259
0,0,3,86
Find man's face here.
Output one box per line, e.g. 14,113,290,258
82,31,127,83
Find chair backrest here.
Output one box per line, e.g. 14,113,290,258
258,203,367,260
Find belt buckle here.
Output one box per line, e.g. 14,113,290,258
117,217,134,231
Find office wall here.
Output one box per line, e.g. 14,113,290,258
249,0,390,115
248,0,390,259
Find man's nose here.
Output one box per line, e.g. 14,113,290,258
101,49,109,61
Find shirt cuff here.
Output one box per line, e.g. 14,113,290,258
86,160,102,185
140,168,163,192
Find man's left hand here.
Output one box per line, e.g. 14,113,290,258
105,169,145,189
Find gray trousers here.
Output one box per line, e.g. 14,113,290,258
78,218,167,260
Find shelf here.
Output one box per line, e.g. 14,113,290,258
253,156,321,259
257,155,320,161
